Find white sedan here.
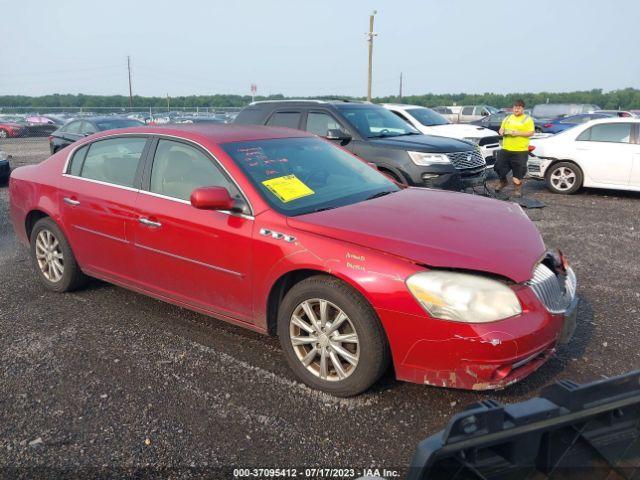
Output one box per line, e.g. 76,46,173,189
382,104,501,167
528,118,640,194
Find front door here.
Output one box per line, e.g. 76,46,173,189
133,138,254,323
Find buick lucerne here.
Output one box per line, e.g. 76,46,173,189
9,125,578,396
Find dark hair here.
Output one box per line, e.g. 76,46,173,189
514,99,525,107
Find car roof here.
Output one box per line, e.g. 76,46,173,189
576,117,640,127
249,99,368,107
381,103,428,110
88,123,314,144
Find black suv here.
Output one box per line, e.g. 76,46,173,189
234,100,486,190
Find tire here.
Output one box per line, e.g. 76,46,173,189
382,169,407,185
0,129,8,138
277,275,390,397
30,217,88,292
544,161,583,194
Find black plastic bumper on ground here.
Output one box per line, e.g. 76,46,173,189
407,370,640,479
0,161,10,183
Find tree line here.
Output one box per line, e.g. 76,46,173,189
1,88,639,110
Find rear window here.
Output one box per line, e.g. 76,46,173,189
233,108,266,124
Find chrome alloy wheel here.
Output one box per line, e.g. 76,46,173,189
549,166,576,192
35,229,64,282
289,299,360,382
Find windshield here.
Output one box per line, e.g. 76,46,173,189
486,106,499,114
222,137,399,216
406,107,449,126
95,119,144,130
335,105,420,138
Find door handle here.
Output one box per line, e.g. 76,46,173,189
139,217,162,228
63,197,80,206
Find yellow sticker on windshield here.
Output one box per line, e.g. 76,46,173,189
262,175,315,203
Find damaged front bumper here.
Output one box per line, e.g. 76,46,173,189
378,272,579,391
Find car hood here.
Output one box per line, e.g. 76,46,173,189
428,124,496,138
288,188,545,283
367,134,474,153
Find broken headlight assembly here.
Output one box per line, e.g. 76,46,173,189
406,271,522,323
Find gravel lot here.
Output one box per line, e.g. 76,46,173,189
1,139,639,478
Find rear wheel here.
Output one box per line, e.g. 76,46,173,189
30,218,88,292
545,161,583,194
277,275,389,397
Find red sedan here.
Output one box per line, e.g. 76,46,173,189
9,125,578,396
0,120,27,138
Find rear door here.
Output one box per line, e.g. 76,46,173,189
574,122,635,185
132,138,254,323
59,136,149,281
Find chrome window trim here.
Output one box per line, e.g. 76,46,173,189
61,174,140,193
61,132,255,216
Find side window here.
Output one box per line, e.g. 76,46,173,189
67,145,89,176
64,121,82,134
266,111,301,129
150,139,239,202
578,123,632,144
462,107,473,115
80,137,147,187
473,106,484,115
81,122,97,135
306,112,343,136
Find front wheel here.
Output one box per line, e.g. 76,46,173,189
545,161,583,194
30,217,88,292
277,275,389,397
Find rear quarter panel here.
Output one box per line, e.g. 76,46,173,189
9,153,66,245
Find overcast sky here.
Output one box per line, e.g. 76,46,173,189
1,0,638,98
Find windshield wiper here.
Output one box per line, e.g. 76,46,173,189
369,132,420,138
365,190,395,200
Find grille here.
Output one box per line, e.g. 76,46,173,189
478,135,501,147
446,150,486,170
527,263,577,313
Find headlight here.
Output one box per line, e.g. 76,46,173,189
406,271,522,323
463,137,480,145
408,151,450,166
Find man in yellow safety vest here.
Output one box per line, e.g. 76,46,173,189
494,99,534,197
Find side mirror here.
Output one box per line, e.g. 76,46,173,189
190,186,235,211
325,129,352,142
481,111,489,117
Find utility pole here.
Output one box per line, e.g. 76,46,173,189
366,10,377,102
399,72,403,100
127,56,133,110
166,94,170,111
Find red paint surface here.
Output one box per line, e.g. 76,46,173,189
9,125,570,390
